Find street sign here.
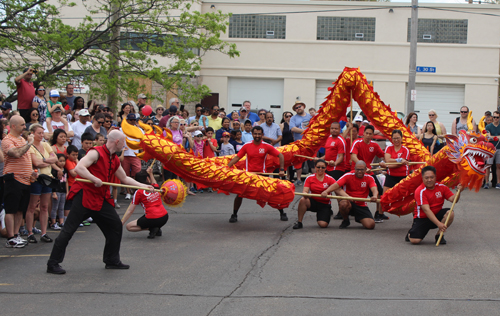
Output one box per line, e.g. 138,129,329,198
416,66,436,73
411,89,417,101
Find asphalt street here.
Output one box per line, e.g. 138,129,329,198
1,186,500,315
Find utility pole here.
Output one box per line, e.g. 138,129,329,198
107,0,120,109
406,0,418,114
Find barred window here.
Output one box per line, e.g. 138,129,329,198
229,15,286,39
119,33,199,55
317,17,376,41
407,19,468,44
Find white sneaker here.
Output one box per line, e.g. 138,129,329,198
115,200,121,209
16,236,28,245
125,194,131,200
6,238,25,248
86,217,93,223
51,223,61,230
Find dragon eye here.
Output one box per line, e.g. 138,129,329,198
469,137,477,144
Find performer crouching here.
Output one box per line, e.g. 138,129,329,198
46,130,154,274
121,167,168,239
293,159,347,229
406,166,462,245
321,161,378,229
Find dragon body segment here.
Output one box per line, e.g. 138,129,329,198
121,67,493,215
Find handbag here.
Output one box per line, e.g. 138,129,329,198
37,174,60,189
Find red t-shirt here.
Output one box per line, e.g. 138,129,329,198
414,183,454,219
324,135,346,171
385,145,410,177
132,184,168,219
350,139,384,173
237,141,280,173
203,138,218,158
16,79,35,110
65,159,77,187
343,137,353,171
304,174,337,204
336,172,376,207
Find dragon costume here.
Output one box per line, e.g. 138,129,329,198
121,67,495,215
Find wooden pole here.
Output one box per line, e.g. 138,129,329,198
295,192,380,203
370,162,425,166
149,158,156,169
294,154,317,160
367,168,386,172
75,178,163,193
350,89,353,148
436,190,461,247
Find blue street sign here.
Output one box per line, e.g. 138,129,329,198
416,66,436,73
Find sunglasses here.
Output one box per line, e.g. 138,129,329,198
38,89,45,91
316,166,326,169
97,121,104,125
460,111,468,113
428,114,435,116
32,113,39,116
147,123,153,126
180,123,186,126
494,117,500,119
195,135,203,137
285,115,292,118
105,120,111,123
259,113,266,116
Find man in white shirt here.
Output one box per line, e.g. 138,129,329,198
71,109,91,150
43,107,74,144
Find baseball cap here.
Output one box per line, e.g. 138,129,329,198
222,131,230,137
0,102,12,110
78,109,90,116
362,120,369,124
354,115,363,122
169,105,178,113
193,130,203,136
293,101,305,110
138,93,147,99
239,107,247,112
53,107,62,113
49,90,60,97
126,113,136,120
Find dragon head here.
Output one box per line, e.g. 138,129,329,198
445,130,496,190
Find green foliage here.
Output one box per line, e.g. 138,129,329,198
0,0,239,105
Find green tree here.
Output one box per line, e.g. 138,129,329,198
0,0,239,105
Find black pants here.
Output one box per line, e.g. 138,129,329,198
47,190,123,267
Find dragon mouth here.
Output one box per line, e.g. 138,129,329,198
463,147,494,175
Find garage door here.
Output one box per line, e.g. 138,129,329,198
228,78,284,119
413,84,465,134
316,80,360,111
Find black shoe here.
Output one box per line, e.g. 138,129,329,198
333,212,343,220
292,222,303,229
339,219,350,229
27,234,37,243
229,214,237,223
156,228,162,236
47,264,66,274
374,214,383,223
40,234,53,243
436,234,446,245
380,213,389,220
147,227,159,239
105,262,130,269
405,233,410,242
280,212,288,221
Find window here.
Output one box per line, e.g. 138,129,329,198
229,15,286,39
119,33,199,55
407,19,468,44
317,17,376,41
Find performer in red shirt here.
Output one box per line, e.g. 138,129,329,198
322,161,378,229
320,122,348,180
293,159,347,229
377,130,410,223
227,126,286,223
350,125,386,221
407,166,462,245
47,130,154,274
121,167,168,239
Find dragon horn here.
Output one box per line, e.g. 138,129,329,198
478,115,486,134
467,111,474,131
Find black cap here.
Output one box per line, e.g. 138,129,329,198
0,102,12,110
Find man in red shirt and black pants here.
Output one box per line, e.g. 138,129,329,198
14,68,36,123
350,125,387,220
407,166,462,245
227,126,287,223
47,131,154,274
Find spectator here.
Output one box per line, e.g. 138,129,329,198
45,90,67,134
121,114,142,199
70,96,85,121
0,102,12,120
203,127,219,158
14,68,36,122
207,105,223,132
50,153,67,230
261,112,282,147
78,132,94,160
452,106,477,136
43,107,74,143
50,129,68,155
405,112,421,136
103,113,115,134
32,85,47,124
254,109,267,127
198,108,209,130
143,117,154,127
419,121,438,154
241,120,253,143
309,108,317,117
215,117,232,142
189,104,203,126
232,120,241,132
117,102,132,126
290,101,312,185
84,112,107,139
159,105,181,128
163,98,180,117
26,123,62,244
71,109,91,150
218,109,226,119
241,100,259,124
238,107,250,124
137,93,147,109
181,109,190,123
229,110,240,129
229,130,244,153
280,111,295,181
191,130,204,157
152,106,164,125
94,133,105,147
65,84,76,110
428,109,447,138
25,108,40,131
0,120,5,210
485,111,500,189
219,131,235,156
3,116,33,248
